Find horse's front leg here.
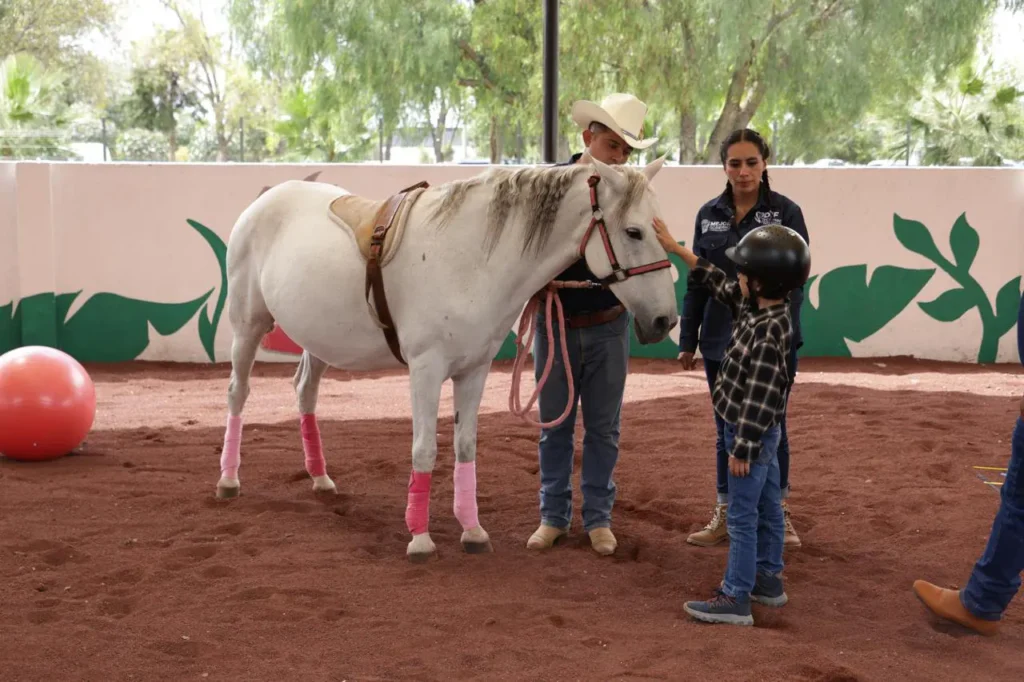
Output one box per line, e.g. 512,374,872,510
406,356,446,562
452,362,493,554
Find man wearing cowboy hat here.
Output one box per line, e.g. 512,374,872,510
527,93,659,556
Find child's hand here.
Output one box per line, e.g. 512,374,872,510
652,217,678,254
653,217,699,268
1019,391,1023,417
729,455,750,477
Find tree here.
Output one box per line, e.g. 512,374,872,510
565,0,999,164
0,0,115,67
904,60,1024,165
0,53,73,159
119,29,203,160
229,0,467,162
160,0,271,161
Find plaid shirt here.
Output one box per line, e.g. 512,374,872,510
690,257,793,462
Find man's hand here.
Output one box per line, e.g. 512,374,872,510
677,351,698,370
729,455,750,477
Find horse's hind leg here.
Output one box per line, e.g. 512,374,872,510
452,362,493,554
293,351,337,494
216,318,271,499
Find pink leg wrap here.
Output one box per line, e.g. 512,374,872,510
453,461,480,531
300,414,326,477
221,414,242,479
405,471,432,535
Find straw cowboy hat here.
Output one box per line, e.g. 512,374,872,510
571,93,659,150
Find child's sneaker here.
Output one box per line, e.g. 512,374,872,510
683,589,754,626
751,573,788,607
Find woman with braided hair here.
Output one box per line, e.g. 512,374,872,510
677,128,810,548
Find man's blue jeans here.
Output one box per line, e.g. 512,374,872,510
961,416,1024,621
533,309,630,532
706,357,795,503
721,421,785,601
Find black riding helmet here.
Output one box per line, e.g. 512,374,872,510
725,224,811,299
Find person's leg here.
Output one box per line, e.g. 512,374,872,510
578,312,630,554
527,309,583,549
779,356,801,547
753,426,787,606
684,422,768,626
687,358,730,547
960,415,1024,617
913,416,1024,635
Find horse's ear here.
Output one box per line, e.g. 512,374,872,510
643,154,668,182
585,153,626,192
578,148,594,165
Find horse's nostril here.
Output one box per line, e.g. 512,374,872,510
654,315,671,333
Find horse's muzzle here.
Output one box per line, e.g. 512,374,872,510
634,314,678,345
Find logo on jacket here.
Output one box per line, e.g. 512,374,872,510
754,210,781,225
701,219,731,234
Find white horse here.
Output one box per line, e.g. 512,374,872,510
216,150,679,562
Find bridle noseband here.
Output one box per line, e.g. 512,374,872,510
578,174,672,287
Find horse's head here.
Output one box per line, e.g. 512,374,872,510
576,149,679,344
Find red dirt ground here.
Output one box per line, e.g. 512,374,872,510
1,356,1023,681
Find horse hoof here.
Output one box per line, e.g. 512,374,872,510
407,549,436,564
407,533,436,562
311,476,337,494
216,485,239,499
462,540,493,554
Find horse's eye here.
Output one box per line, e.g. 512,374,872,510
626,226,643,240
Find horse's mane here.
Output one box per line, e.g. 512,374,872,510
429,163,651,257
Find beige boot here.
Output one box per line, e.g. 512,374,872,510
526,523,567,550
782,501,801,547
687,503,728,547
588,527,617,556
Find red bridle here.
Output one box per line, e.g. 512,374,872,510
578,173,672,286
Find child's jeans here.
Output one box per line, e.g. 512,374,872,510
721,421,785,601
960,415,1024,621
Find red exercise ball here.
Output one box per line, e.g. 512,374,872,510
0,346,96,462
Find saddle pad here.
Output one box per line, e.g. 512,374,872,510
327,187,427,266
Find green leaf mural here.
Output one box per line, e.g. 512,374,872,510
894,214,944,262
0,217,230,362
799,264,936,357
58,290,213,361
0,301,20,352
895,212,1021,363
185,218,229,362
949,213,979,271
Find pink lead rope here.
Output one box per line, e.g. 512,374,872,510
508,280,596,429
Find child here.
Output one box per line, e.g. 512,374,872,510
653,217,811,626
912,291,1024,635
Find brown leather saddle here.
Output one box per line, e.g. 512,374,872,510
364,180,430,365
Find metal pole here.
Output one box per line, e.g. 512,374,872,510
542,0,558,163
240,116,244,162
101,118,108,161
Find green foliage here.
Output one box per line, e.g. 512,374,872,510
114,128,169,161
0,52,75,159
799,265,936,357
901,59,1024,166
895,212,1020,362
